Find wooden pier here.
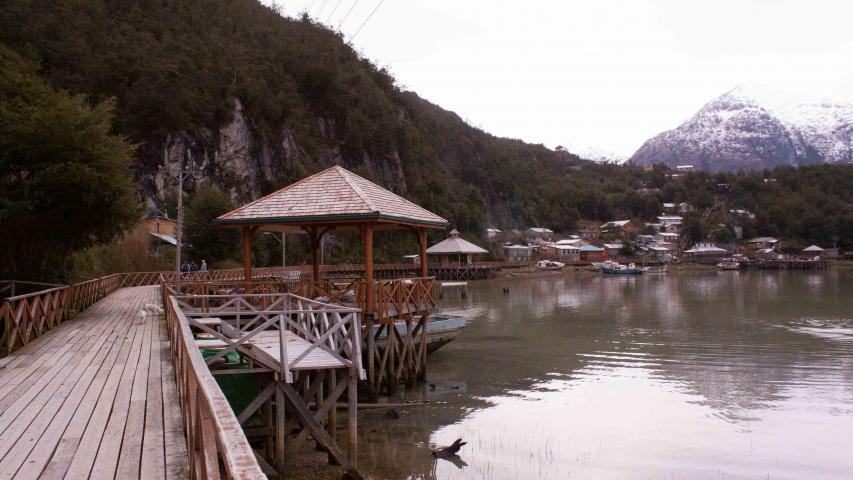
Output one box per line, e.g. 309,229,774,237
0,286,189,479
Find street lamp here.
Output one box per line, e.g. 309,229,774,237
264,232,286,268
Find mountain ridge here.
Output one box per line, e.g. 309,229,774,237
630,85,853,171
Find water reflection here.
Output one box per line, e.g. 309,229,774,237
357,269,853,480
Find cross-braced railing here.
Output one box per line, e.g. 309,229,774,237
376,277,437,324
165,297,267,480
175,293,364,384
1,274,122,355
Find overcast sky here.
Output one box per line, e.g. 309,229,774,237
267,0,853,158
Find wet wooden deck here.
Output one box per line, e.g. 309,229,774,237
0,286,189,479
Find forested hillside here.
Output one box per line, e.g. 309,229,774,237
1,0,851,281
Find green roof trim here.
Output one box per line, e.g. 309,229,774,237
214,212,450,227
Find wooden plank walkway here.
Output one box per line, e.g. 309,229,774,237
0,286,189,480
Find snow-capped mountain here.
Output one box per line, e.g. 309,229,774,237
562,142,627,165
630,85,853,171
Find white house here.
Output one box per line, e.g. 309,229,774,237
527,227,554,240
655,232,680,243
486,227,502,240
503,244,533,261
684,242,727,257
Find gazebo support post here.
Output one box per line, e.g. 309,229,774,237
418,228,428,278
242,226,256,281
363,224,374,313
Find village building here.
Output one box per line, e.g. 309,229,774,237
730,209,756,222
503,244,533,261
662,203,677,213
602,243,624,258
647,244,672,263
527,227,554,241
547,244,581,262
655,232,680,244
402,254,420,266
684,242,728,257
144,214,177,245
600,220,641,237
676,165,694,172
579,244,608,262
745,237,779,252
802,245,825,258
678,202,694,214
656,215,683,232
578,227,601,240
426,229,489,266
555,238,587,247
486,227,502,240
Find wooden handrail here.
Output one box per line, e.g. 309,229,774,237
1,274,122,356
165,296,267,480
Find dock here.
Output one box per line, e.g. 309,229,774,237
0,286,188,479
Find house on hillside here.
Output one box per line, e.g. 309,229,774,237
579,244,608,262
503,244,533,261
600,220,641,237
655,232,680,244
656,216,683,233
647,245,672,263
555,238,587,247
144,215,178,256
427,229,489,266
547,244,581,262
678,202,694,214
745,237,779,252
602,243,624,258
527,227,554,240
662,203,677,214
684,242,727,257
578,227,600,240
730,209,756,222
486,227,502,240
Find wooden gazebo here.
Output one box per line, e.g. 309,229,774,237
215,165,449,311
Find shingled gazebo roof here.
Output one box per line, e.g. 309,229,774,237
216,166,448,232
426,229,488,255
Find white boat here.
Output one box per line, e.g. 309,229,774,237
717,261,741,270
536,260,565,271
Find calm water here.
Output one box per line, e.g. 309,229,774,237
356,269,853,480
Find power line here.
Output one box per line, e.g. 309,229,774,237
326,0,344,23
315,0,331,17
350,0,385,41
338,0,360,29
307,0,319,13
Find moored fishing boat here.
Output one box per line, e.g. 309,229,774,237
601,261,643,275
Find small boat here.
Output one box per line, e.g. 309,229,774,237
371,313,467,355
536,260,565,271
601,261,643,275
717,260,741,270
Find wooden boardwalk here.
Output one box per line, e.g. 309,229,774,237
0,286,188,480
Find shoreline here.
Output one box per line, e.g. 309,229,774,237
491,259,850,281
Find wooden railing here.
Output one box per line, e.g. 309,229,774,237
165,297,267,479
1,274,122,355
376,277,437,324
174,292,363,383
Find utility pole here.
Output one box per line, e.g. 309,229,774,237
164,165,195,275
264,232,286,268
